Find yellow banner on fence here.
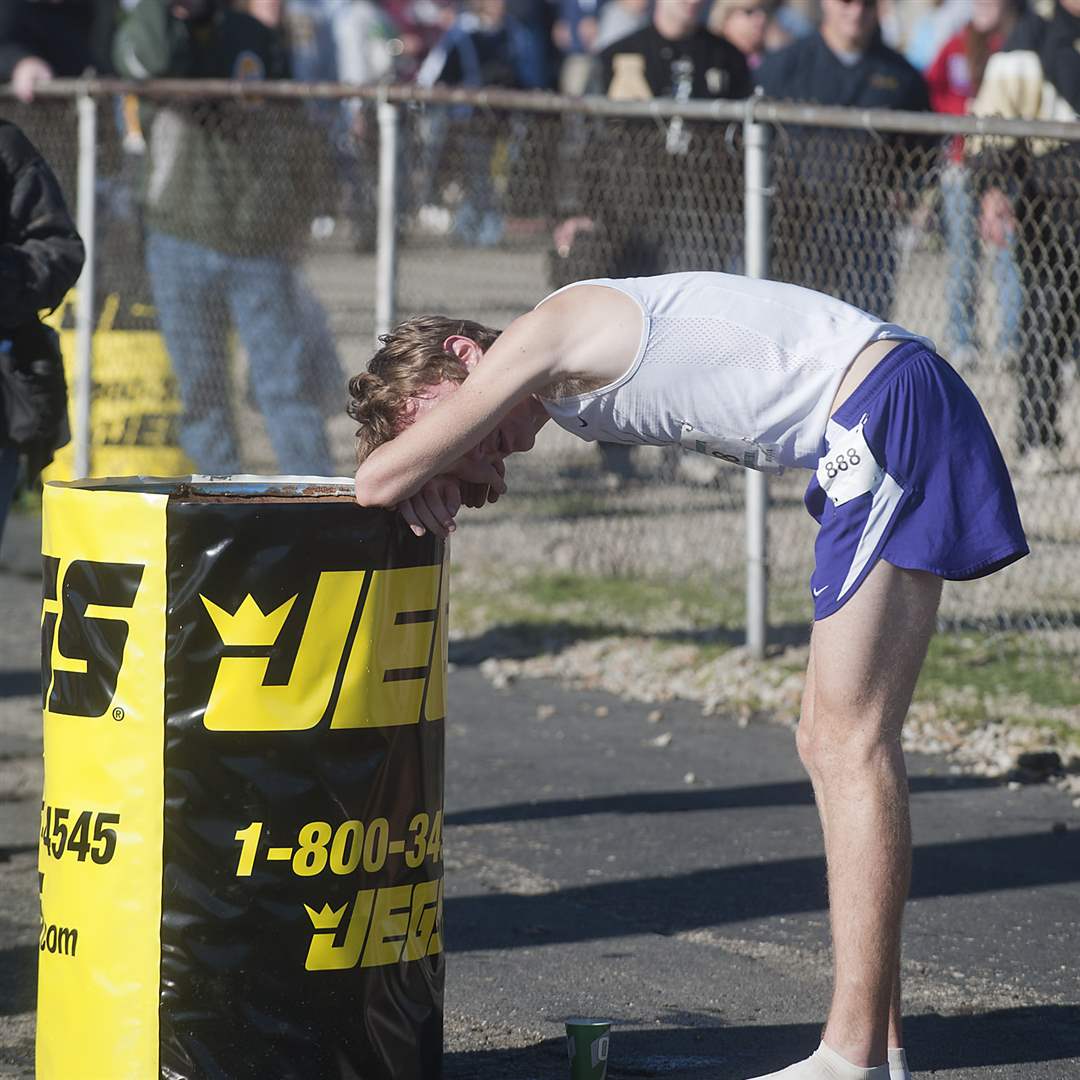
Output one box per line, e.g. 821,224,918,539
42,290,192,480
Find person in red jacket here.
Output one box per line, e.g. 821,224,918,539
925,0,1025,370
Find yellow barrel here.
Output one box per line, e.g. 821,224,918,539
37,477,447,1078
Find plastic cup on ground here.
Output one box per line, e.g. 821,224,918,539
565,1018,612,1080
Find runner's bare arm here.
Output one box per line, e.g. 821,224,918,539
354,307,565,508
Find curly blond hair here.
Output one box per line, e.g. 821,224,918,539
347,315,501,463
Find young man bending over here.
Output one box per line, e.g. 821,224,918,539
349,272,1028,1080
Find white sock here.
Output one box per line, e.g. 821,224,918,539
888,1047,911,1080
745,1041,891,1080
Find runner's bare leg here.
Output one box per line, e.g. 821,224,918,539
798,656,907,1054
796,560,941,1067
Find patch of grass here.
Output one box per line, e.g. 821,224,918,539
451,568,811,641
450,567,1080,752
512,491,621,520
518,571,741,626
917,633,1080,715
456,568,813,628
449,570,746,657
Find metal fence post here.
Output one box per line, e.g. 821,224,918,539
743,104,771,659
375,97,399,344
73,89,97,478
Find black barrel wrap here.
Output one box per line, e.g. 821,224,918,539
160,498,445,1079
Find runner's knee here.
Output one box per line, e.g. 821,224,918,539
796,694,901,777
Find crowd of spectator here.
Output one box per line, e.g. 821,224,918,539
1,0,1077,478
0,0,1042,106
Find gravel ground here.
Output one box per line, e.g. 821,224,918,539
458,636,1080,806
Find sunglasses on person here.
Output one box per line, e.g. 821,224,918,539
835,0,878,7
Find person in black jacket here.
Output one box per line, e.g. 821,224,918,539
0,119,84,541
553,0,752,284
0,0,118,102
551,0,751,481
756,0,931,320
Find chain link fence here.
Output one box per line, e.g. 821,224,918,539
3,83,1078,651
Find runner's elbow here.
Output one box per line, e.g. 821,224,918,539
354,463,403,508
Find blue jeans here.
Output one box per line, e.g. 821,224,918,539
0,445,18,547
941,165,1022,354
146,231,332,475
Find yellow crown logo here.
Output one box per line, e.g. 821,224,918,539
305,902,347,931
200,593,297,647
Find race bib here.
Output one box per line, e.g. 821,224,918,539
816,417,883,507
679,424,785,475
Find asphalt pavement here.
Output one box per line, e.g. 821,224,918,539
1,511,1078,1079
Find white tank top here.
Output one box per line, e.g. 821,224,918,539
537,272,933,471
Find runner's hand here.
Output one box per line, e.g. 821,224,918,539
486,458,505,503
459,455,508,507
445,454,507,497
397,476,462,538
459,481,488,508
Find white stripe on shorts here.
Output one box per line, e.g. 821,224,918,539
837,473,906,602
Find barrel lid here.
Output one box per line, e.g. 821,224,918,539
45,475,355,498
